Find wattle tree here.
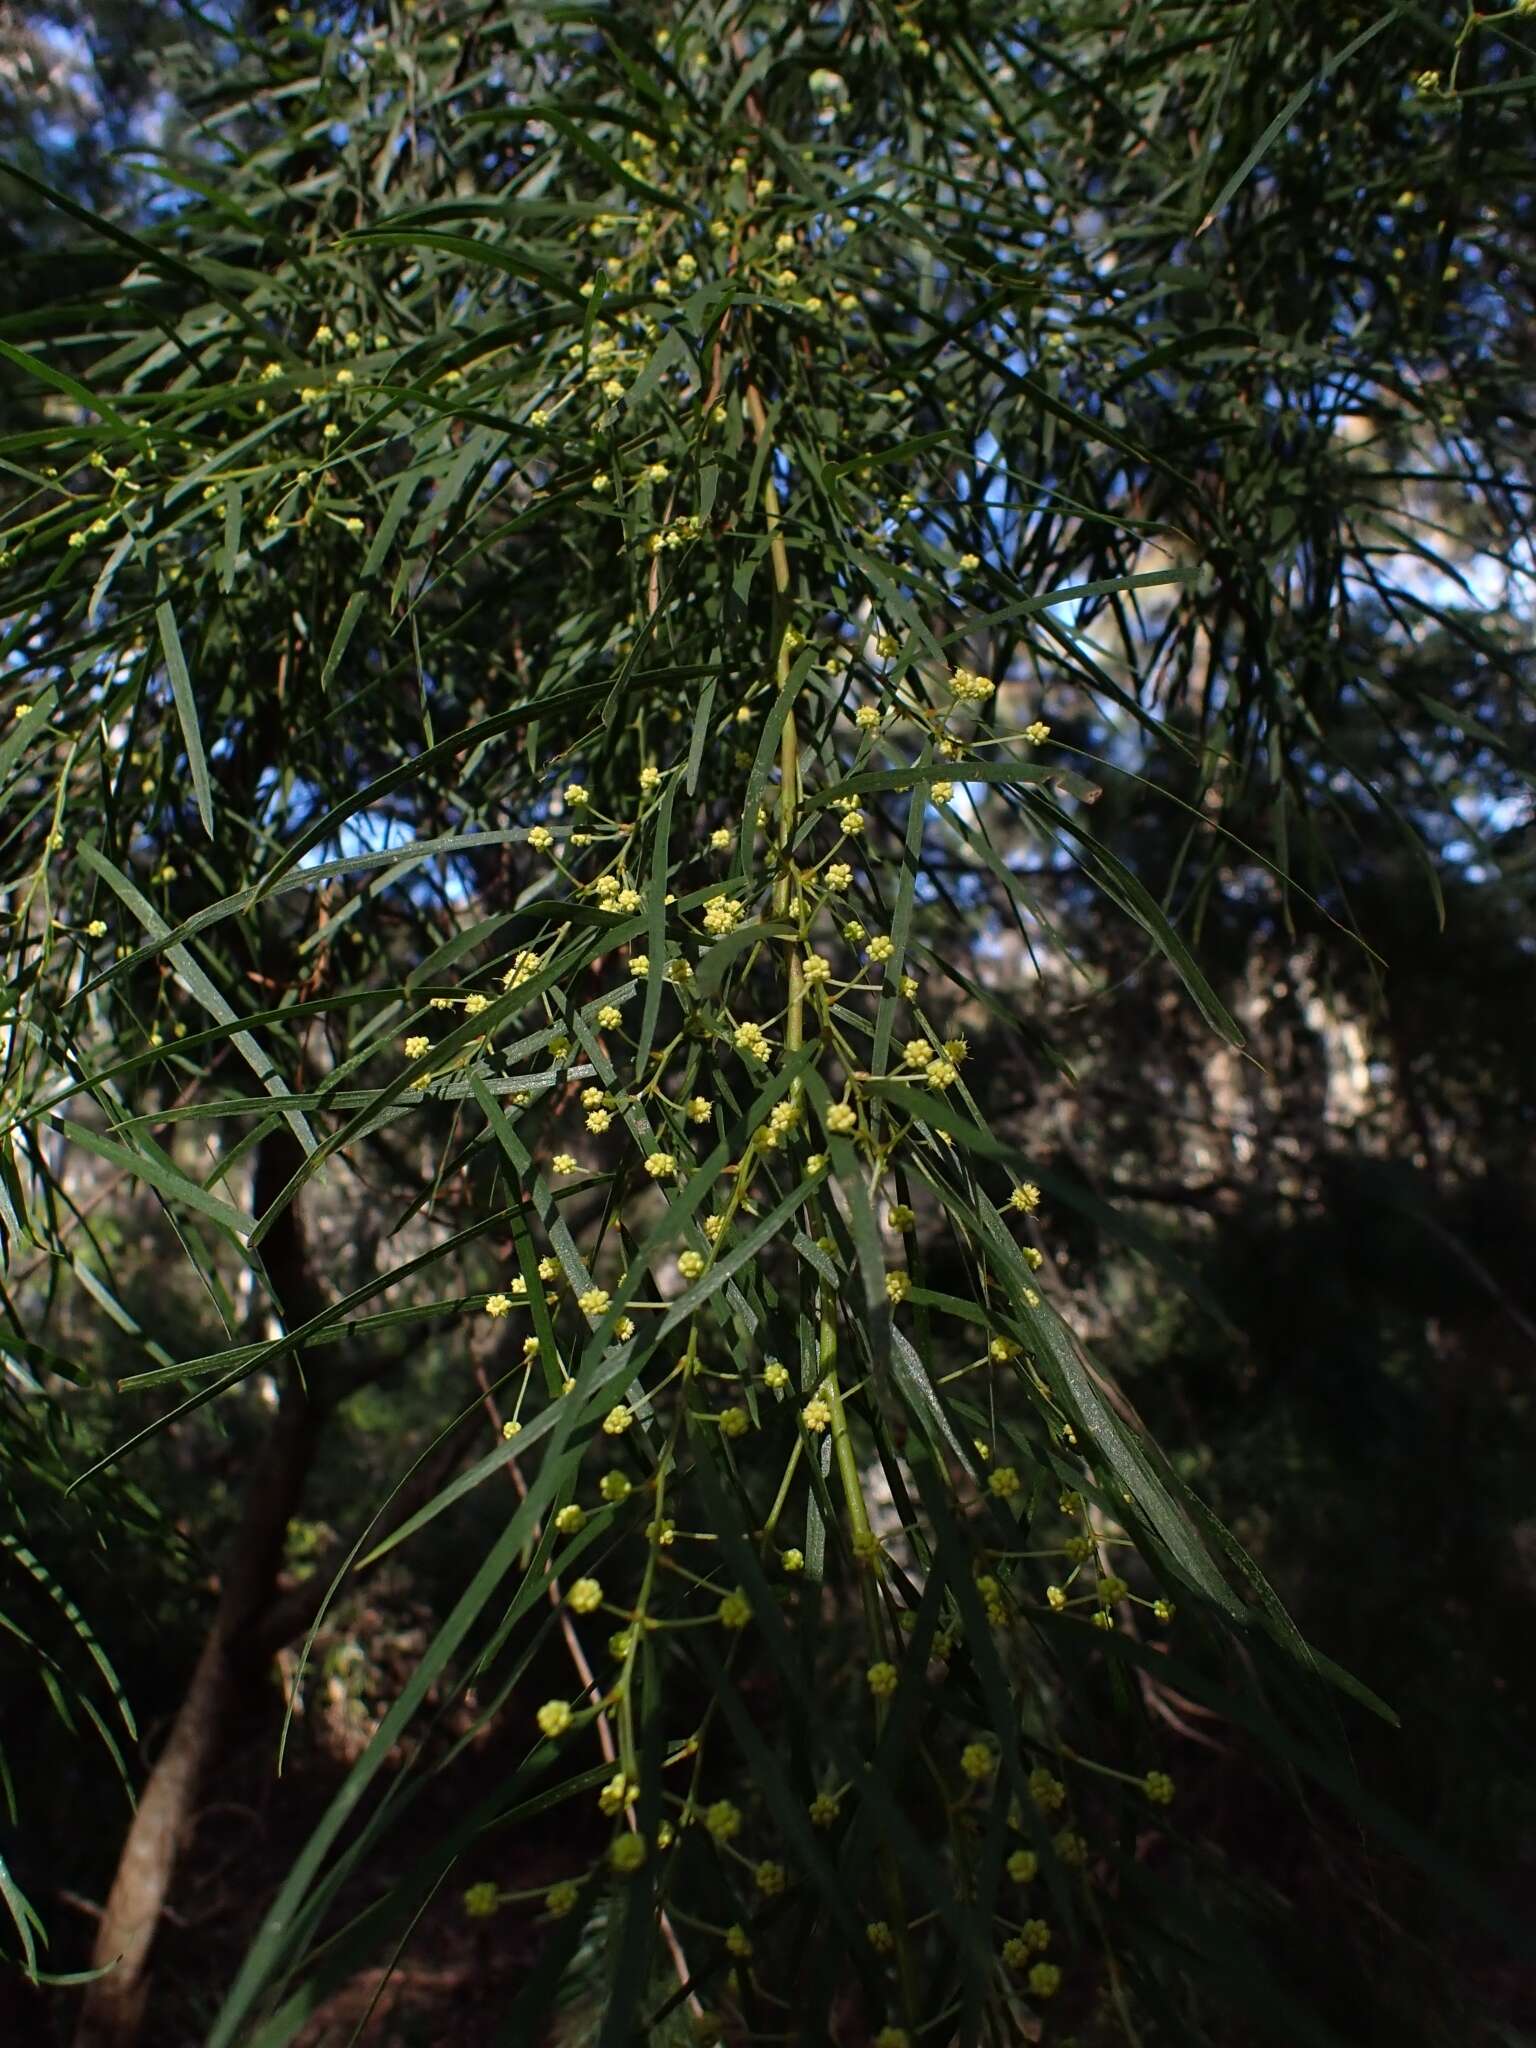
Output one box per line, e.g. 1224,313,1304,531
1,3,1531,2043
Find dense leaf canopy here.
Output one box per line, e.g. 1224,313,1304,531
1,2,1532,2043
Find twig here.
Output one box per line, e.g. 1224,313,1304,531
471,1357,614,1760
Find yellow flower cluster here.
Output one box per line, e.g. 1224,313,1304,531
950,666,995,702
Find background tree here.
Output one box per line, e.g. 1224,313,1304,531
1,2,1532,2045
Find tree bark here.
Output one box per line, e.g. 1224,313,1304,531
72,1123,482,2048
75,1132,324,2048
74,1388,322,2048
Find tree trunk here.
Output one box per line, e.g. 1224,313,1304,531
72,1120,482,2048
75,1131,324,2048
74,1392,322,2048
73,1633,232,2048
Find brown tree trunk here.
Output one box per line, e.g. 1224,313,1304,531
72,1118,479,2048
73,1635,235,2048
75,1131,324,2048
74,1391,321,2048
